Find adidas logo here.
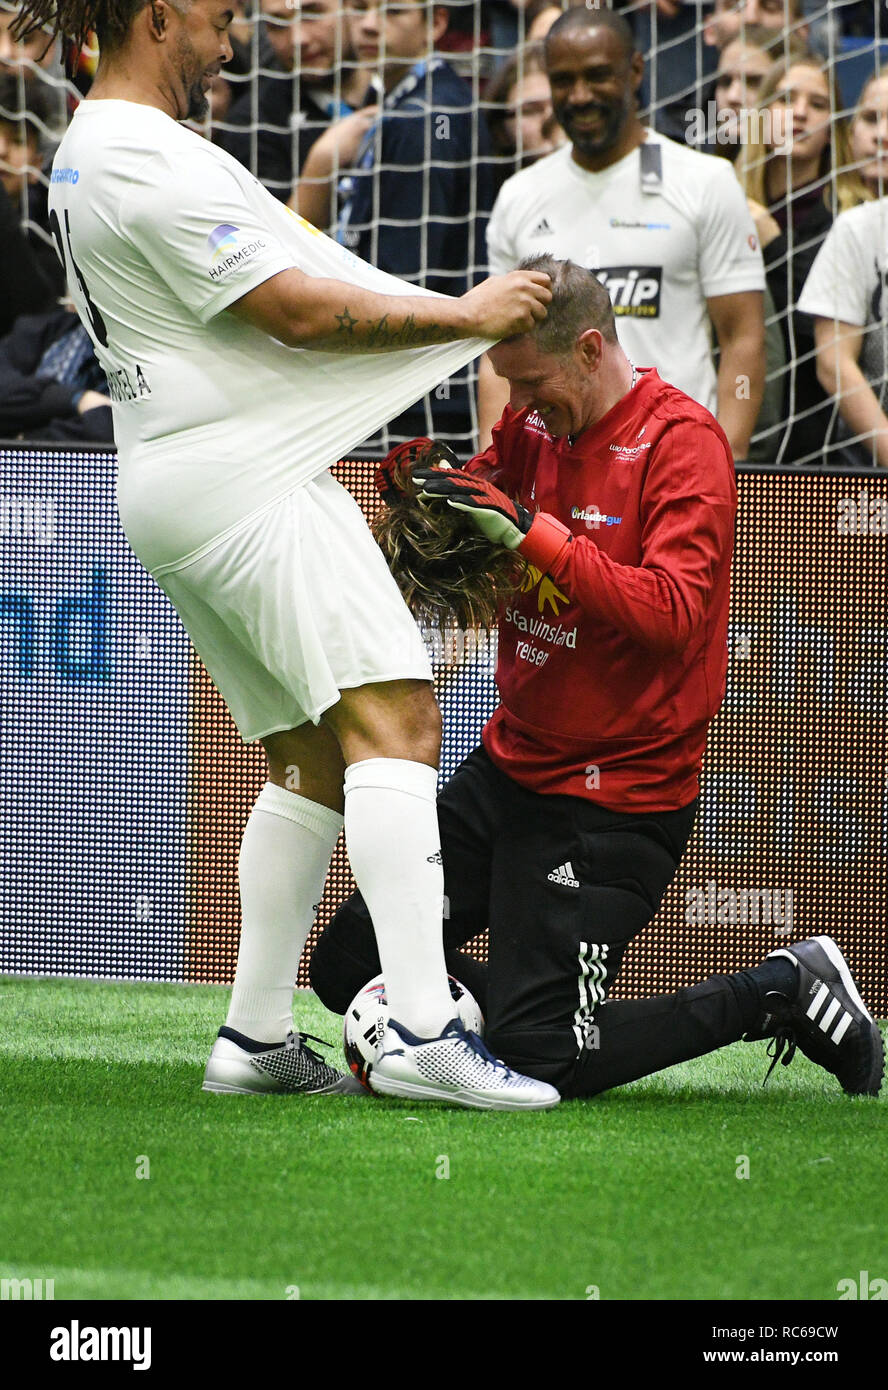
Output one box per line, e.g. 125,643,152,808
548,861,580,888
806,982,854,1044
530,216,553,237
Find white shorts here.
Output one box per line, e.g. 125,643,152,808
152,472,433,742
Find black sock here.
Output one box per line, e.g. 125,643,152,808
727,956,798,1031
753,956,798,999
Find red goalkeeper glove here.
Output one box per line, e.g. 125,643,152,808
374,437,460,504
412,464,535,550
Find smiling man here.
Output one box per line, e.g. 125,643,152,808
15,0,559,1109
312,254,884,1103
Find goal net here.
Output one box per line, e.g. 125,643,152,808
1,0,885,464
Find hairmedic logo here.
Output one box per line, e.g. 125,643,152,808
207,223,267,280
208,223,239,261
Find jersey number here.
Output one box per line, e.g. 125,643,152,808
49,207,108,348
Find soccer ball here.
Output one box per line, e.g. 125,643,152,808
343,973,484,1092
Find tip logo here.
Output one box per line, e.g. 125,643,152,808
207,223,240,262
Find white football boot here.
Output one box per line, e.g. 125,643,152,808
203,1026,365,1095
368,1016,560,1110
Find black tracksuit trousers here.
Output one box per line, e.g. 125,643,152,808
310,746,764,1097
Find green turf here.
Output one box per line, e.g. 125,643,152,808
1,976,885,1301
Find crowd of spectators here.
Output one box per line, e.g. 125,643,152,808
0,0,885,467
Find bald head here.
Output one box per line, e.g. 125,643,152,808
544,5,636,64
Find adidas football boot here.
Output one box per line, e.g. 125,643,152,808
368,1016,560,1110
756,936,884,1096
203,1025,365,1095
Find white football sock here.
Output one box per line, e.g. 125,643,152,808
226,781,343,1044
343,758,455,1038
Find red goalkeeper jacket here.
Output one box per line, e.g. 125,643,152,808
468,368,736,811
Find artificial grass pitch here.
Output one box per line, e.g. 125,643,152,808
1,976,885,1302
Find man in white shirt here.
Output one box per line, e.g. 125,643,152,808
479,6,766,461
19,0,558,1109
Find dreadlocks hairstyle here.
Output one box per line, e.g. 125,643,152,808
11,0,155,62
372,441,528,632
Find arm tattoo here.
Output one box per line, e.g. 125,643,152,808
363,313,445,348
330,305,447,349
335,307,358,336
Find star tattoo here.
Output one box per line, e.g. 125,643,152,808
335,307,358,336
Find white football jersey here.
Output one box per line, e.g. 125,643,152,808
487,133,765,414
48,99,491,572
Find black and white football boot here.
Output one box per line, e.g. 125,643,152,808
203,1026,365,1095
753,936,884,1096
